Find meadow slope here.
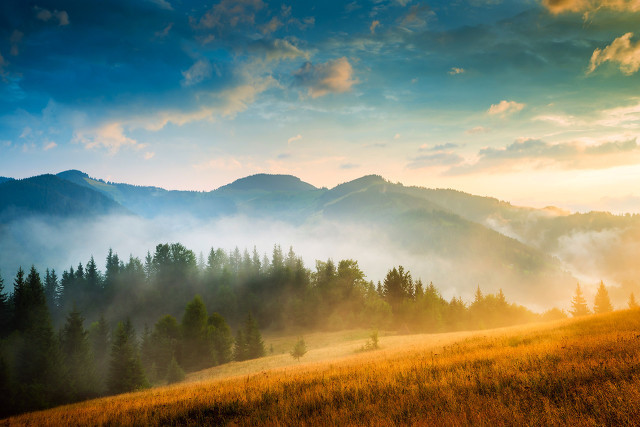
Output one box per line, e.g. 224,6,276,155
4,310,640,426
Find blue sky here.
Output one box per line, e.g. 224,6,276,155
1,0,640,211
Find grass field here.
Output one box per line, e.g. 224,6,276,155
4,310,640,426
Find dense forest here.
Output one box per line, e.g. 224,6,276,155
0,242,611,417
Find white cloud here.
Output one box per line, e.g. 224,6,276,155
597,101,640,128
542,0,640,16
294,57,358,98
465,126,491,134
487,100,525,117
43,141,57,151
589,33,640,76
449,67,465,75
287,134,302,144
533,114,579,127
144,151,155,160
149,0,173,10
74,122,145,154
181,59,213,87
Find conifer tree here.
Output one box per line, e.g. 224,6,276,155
208,312,233,364
629,292,639,309
165,356,185,384
181,295,212,370
0,271,9,337
233,329,247,361
44,269,59,316
60,306,99,400
89,314,110,390
108,321,147,395
570,283,590,317
593,281,613,314
243,313,265,360
290,337,307,361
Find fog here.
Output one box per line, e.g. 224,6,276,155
4,211,632,311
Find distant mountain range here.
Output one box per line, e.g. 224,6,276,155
1,170,638,307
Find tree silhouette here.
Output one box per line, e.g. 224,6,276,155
108,321,147,394
290,337,307,361
570,283,590,317
628,292,638,309
593,281,613,314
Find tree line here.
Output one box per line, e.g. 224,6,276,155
1,242,635,416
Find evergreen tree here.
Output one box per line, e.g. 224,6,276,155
629,292,639,309
570,283,590,317
60,306,99,400
44,269,59,316
593,281,613,314
89,314,111,390
165,356,185,384
150,315,181,379
233,329,247,362
181,295,212,370
243,313,265,360
14,266,66,410
382,266,413,312
11,267,27,331
0,271,9,337
107,321,147,395
208,312,233,364
290,337,307,361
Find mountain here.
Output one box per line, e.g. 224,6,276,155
3,169,638,307
216,173,317,193
0,174,128,221
0,177,14,184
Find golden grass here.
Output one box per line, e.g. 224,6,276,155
4,310,640,426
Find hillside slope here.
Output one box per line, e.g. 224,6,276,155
7,310,639,425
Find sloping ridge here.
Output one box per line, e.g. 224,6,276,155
216,173,317,193
0,174,128,220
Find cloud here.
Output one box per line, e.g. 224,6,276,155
588,33,640,76
248,39,309,62
448,137,640,174
294,57,358,98
598,101,640,128
43,141,57,151
406,152,464,169
542,0,640,15
370,20,380,34
148,0,173,10
74,122,146,154
144,151,155,160
399,4,435,30
198,0,265,32
10,31,23,56
261,17,282,34
449,67,465,75
533,114,580,127
34,6,69,26
181,59,213,87
287,134,302,144
487,100,525,117
155,23,173,38
394,133,401,140
420,142,459,151
465,126,491,134
340,163,360,169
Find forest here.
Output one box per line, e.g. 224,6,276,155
0,242,622,417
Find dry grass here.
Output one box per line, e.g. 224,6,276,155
4,310,640,426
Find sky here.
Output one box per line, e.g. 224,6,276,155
1,0,640,212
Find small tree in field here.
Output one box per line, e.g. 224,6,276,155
290,337,307,362
593,281,613,314
570,283,590,317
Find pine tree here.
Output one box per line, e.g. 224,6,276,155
89,314,111,391
290,337,307,361
165,356,185,384
181,295,212,371
233,329,247,361
0,271,9,337
107,321,147,395
60,306,99,400
208,312,233,364
593,280,613,314
44,269,59,316
570,283,590,317
243,313,265,360
629,292,639,309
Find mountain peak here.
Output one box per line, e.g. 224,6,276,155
57,169,90,179
217,174,317,193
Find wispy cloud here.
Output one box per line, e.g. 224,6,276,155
181,59,213,87
448,137,640,174
34,6,69,26
588,33,640,76
448,67,465,75
294,57,358,98
487,100,525,117
248,39,309,62
74,122,146,154
542,0,640,16
465,126,491,134
287,134,302,144
370,20,380,34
